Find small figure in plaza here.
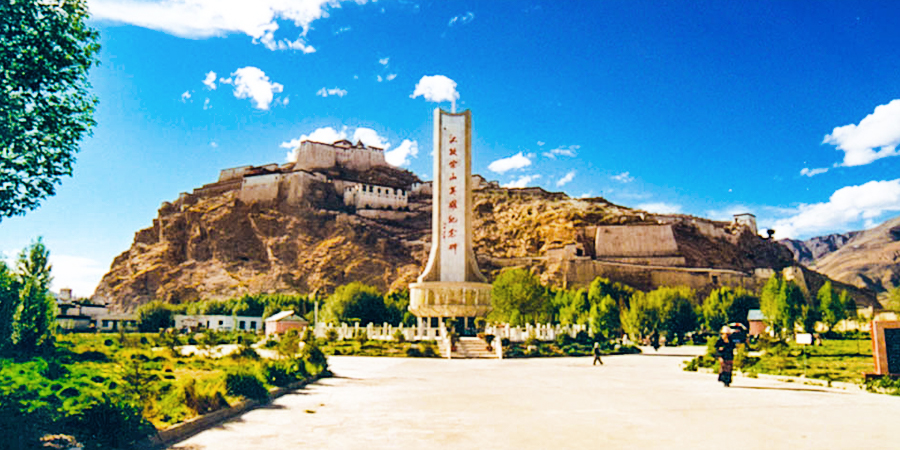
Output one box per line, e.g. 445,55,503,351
715,326,737,387
592,342,603,365
649,330,660,352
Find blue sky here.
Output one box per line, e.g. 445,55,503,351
3,0,900,297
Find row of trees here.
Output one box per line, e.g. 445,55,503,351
490,268,857,343
0,238,57,354
137,282,416,331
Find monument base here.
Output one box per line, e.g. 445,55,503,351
409,281,492,317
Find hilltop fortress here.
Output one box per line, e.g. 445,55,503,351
171,139,422,214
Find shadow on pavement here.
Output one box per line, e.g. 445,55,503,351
729,385,849,394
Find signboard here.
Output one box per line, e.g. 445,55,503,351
872,321,900,375
438,112,467,282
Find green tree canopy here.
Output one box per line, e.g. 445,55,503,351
490,268,547,325
11,238,55,352
818,281,845,332
652,286,698,344
622,291,661,340
136,300,174,332
321,282,386,325
590,294,621,340
1,0,100,219
703,287,760,332
0,262,20,351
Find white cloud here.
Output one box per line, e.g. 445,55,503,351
386,73,397,81
448,11,475,26
800,167,828,177
556,170,576,187
181,90,191,102
637,202,682,214
210,141,218,148
376,75,383,82
49,255,107,299
352,127,390,149
503,174,540,188
379,57,389,66
316,87,347,97
88,0,358,52
488,152,532,173
823,99,900,167
537,141,545,147
203,98,211,109
385,139,418,166
542,145,579,159
770,178,900,239
334,25,351,35
221,66,284,110
611,171,634,183
202,71,217,89
579,192,594,199
411,75,459,104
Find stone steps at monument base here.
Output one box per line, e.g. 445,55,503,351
449,337,498,359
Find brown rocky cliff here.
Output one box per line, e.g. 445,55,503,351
94,178,818,312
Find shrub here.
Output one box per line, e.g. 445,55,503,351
70,395,156,450
231,344,260,360
574,330,591,345
393,330,406,343
263,361,296,387
524,334,539,348
555,333,573,347
225,369,269,402
420,342,437,358
325,328,339,342
501,337,510,347
406,346,423,357
182,379,228,415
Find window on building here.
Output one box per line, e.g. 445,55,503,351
218,320,224,326
711,275,719,285
250,321,257,329
240,321,246,330
102,320,110,327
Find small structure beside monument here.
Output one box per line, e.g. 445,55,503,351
409,109,492,336
871,321,900,378
265,310,309,336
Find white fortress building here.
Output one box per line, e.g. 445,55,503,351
184,139,416,211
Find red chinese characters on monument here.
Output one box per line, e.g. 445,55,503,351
442,132,462,255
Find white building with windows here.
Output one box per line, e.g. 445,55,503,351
343,183,408,210
174,314,263,332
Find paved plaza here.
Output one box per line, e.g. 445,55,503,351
172,349,900,449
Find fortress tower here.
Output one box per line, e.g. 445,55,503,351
409,109,492,335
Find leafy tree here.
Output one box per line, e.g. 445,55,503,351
840,290,856,321
818,281,845,332
653,286,698,344
771,280,805,338
1,0,101,219
590,294,621,340
321,282,386,325
384,289,415,326
622,291,661,340
490,268,547,324
558,288,589,326
587,277,634,307
887,287,900,311
12,238,55,352
136,300,174,332
759,274,782,334
0,262,20,351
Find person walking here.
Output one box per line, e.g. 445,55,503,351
592,342,603,365
715,326,736,387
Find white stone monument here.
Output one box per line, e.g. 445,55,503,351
409,109,492,333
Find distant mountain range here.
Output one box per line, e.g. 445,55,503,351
780,215,900,294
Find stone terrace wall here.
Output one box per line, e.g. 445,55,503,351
595,225,680,257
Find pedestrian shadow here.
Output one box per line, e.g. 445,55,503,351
730,385,849,394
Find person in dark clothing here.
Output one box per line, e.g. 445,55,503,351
715,327,737,387
592,342,603,365
649,330,660,352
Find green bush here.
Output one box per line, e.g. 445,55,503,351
420,342,437,357
70,395,156,450
225,369,269,402
181,379,228,415
263,359,307,387
325,328,339,342
393,330,406,343
406,346,423,357
555,333,573,347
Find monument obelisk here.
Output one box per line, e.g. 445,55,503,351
409,108,492,335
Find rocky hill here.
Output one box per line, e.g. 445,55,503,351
93,169,845,312
783,216,900,294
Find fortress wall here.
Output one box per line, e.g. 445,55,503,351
192,179,242,198
336,146,386,171
293,142,337,171
219,166,252,182
595,225,680,257
599,256,686,266
282,171,312,205
357,209,417,221
238,173,282,204
564,259,759,295
689,219,730,240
